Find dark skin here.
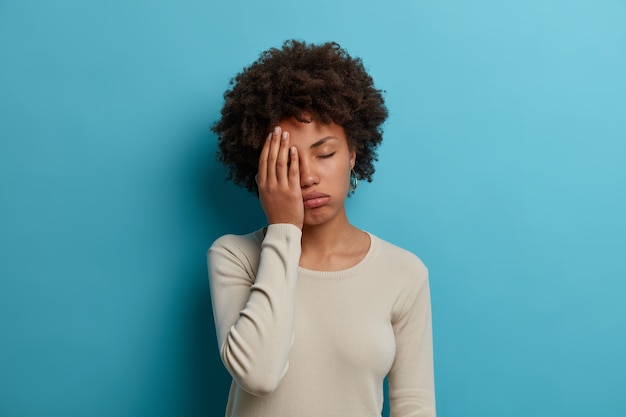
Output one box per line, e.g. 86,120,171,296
255,120,370,271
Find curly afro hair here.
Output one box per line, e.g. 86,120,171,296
211,39,388,194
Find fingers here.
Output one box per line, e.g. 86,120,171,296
288,145,299,186
276,131,291,184
266,126,281,182
257,131,272,184
259,126,291,185
256,126,303,229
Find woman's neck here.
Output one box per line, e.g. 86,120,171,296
299,216,370,271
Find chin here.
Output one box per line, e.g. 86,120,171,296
303,212,326,226
303,209,339,228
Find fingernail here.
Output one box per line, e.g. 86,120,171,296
266,132,272,140
282,132,288,140
274,126,280,135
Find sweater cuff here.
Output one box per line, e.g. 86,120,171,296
264,223,303,241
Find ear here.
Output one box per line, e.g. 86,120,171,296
349,149,356,169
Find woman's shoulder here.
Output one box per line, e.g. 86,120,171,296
207,223,302,259
368,233,428,278
207,228,265,258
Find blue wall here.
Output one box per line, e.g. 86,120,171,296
1,1,625,416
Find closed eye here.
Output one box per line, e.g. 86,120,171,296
318,152,336,159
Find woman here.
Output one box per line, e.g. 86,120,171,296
208,40,435,417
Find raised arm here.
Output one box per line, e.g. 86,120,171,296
208,224,301,396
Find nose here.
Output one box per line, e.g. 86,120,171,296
299,157,318,188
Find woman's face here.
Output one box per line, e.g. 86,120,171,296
279,116,355,228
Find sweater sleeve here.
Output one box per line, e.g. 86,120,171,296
388,259,436,417
207,224,302,396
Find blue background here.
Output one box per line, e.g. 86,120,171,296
1,0,625,416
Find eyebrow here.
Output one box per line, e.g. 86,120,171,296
310,136,337,149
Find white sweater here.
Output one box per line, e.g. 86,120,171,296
207,223,436,417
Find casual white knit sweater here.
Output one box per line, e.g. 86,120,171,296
207,223,435,417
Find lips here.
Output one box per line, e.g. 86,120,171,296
302,192,330,209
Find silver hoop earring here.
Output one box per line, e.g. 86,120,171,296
349,168,358,192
